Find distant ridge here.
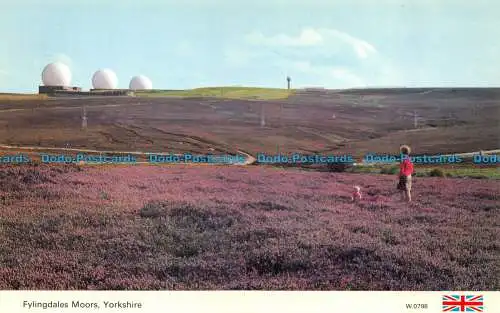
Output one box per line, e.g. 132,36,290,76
338,87,500,96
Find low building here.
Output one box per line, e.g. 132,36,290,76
38,86,134,97
89,89,134,96
39,85,82,95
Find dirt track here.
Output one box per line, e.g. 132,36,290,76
0,143,497,167
0,144,256,165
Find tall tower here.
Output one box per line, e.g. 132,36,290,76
287,76,291,90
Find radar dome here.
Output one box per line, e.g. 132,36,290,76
41,62,72,86
92,69,118,89
129,75,152,90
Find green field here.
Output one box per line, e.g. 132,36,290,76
0,93,48,101
1,87,293,101
135,87,294,100
350,165,500,179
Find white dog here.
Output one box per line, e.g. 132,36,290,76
351,185,362,202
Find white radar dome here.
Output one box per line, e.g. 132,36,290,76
92,69,118,89
129,75,153,90
41,62,72,86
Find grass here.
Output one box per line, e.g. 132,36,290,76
439,167,500,179
0,164,498,290
1,88,293,101
135,87,294,100
349,165,500,179
0,93,48,101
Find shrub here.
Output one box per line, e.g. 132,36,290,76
470,175,488,179
429,168,445,177
140,201,167,218
243,201,292,211
327,163,352,173
380,166,398,175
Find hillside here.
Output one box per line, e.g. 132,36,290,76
0,87,498,160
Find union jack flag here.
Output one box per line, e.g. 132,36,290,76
442,295,484,312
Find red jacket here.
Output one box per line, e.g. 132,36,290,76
400,155,414,176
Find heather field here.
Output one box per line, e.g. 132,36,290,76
0,164,498,290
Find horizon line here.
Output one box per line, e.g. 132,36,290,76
3,85,500,95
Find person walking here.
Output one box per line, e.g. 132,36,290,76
397,145,414,202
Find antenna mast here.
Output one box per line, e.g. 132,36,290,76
81,106,88,129
260,103,266,128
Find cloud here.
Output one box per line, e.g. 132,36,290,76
223,26,399,88
282,60,365,88
0,69,8,76
245,27,377,59
319,28,376,59
223,46,284,67
329,67,365,87
246,27,323,47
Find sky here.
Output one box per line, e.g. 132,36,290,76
1,0,499,92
